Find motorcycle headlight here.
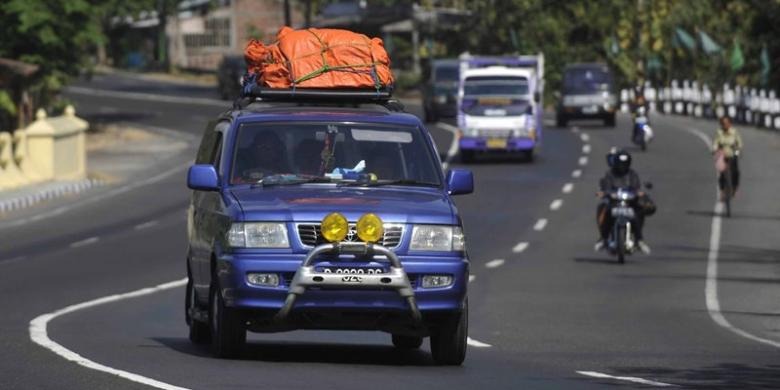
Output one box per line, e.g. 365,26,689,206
228,222,289,248
410,225,465,251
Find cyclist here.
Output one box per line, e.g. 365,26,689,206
713,116,743,199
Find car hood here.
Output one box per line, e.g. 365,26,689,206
230,186,456,225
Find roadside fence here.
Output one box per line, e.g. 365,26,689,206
620,81,780,130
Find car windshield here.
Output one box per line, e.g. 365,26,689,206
464,76,529,96
230,122,441,187
563,68,612,94
434,65,459,82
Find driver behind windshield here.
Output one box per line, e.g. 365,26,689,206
233,131,290,183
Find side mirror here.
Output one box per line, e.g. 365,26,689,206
446,169,473,195
187,164,219,191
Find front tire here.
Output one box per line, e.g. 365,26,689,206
556,114,568,128
186,274,210,344
430,300,468,365
616,225,627,264
604,114,616,127
460,150,475,164
210,280,246,358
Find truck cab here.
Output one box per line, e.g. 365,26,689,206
456,54,545,162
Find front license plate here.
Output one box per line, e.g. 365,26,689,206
582,105,599,114
611,207,635,218
486,138,508,149
318,267,384,275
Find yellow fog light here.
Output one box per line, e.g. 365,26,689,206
321,212,348,242
357,213,384,243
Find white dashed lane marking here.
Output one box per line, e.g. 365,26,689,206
512,242,529,253
562,183,574,193
578,156,588,166
580,133,590,142
69,237,99,248
468,275,476,283
549,199,563,211
467,337,493,348
134,220,160,230
577,371,677,387
485,259,505,269
582,144,591,154
572,170,582,178
533,219,548,231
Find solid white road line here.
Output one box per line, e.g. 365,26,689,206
533,218,548,231
468,275,476,283
134,220,160,230
576,371,677,387
435,122,460,170
578,156,589,166
685,126,780,349
562,183,574,193
512,242,529,253
30,278,190,390
580,133,590,142
69,237,99,248
485,259,505,268
582,144,591,154
572,169,582,178
466,337,493,348
549,199,563,211
66,86,226,107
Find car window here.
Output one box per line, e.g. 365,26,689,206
464,76,529,96
196,121,220,164
230,122,441,186
434,66,459,82
563,68,612,94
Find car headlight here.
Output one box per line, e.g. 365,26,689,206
228,222,289,248
410,225,465,251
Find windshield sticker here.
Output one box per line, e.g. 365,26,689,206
351,129,412,143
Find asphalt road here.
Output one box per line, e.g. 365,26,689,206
1,74,778,389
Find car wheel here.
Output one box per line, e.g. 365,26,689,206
430,299,468,366
392,334,423,349
460,150,475,164
210,279,246,358
556,114,568,128
523,150,535,162
186,273,210,344
604,114,616,127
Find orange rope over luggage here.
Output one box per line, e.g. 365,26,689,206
244,27,394,90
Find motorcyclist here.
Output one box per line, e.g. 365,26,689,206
595,148,651,254
713,116,743,199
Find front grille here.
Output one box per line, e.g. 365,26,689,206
476,129,514,138
297,223,404,248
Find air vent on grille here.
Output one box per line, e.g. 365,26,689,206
297,223,403,248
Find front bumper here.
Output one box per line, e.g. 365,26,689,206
216,243,468,316
559,104,615,119
459,136,536,152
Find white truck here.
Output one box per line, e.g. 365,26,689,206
456,53,545,162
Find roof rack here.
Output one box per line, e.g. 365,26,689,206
242,85,392,101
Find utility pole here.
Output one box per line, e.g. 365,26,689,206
284,0,292,27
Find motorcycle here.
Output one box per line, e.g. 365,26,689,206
632,107,654,151
605,187,639,264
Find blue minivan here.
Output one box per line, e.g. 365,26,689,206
186,88,474,365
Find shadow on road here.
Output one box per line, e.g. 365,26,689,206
153,337,435,366
573,256,634,265
611,363,780,389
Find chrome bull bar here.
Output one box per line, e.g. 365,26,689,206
275,242,421,322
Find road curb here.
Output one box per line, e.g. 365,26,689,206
0,177,107,217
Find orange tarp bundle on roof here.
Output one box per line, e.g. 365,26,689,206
244,27,394,89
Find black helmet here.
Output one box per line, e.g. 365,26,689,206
611,149,632,176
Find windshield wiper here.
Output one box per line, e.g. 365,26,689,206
251,175,332,188
338,179,439,188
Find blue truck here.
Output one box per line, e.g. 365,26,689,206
456,54,545,162
186,87,474,364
